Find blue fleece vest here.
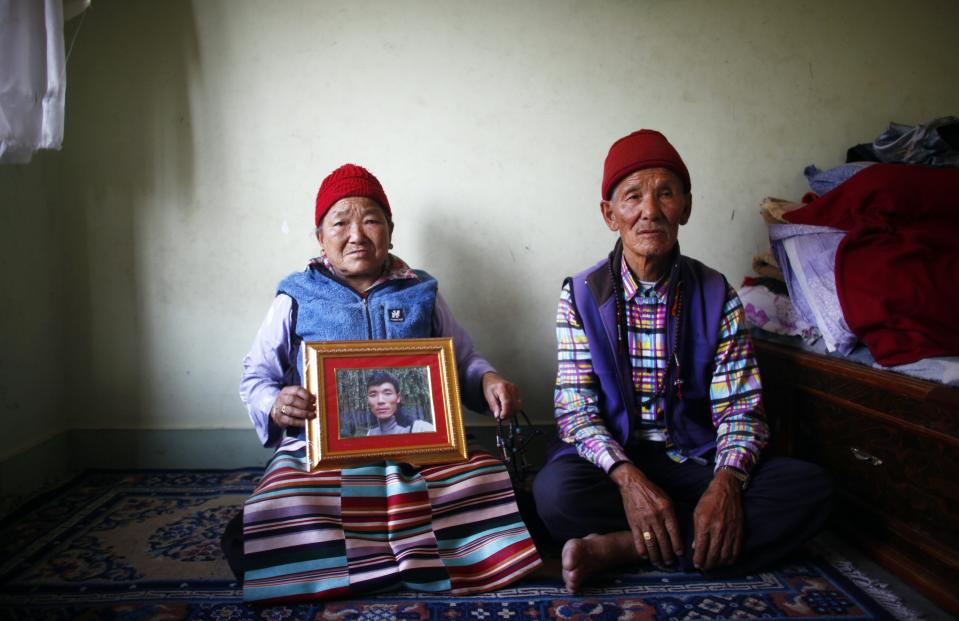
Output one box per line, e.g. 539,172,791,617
277,266,438,372
548,243,728,463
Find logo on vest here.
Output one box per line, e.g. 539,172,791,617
388,308,405,322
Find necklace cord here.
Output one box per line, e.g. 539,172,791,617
609,254,684,411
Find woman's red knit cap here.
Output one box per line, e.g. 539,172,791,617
601,129,691,199
314,163,392,227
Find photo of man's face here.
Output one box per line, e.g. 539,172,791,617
335,366,435,438
302,339,465,471
367,380,401,422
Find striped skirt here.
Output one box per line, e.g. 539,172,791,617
242,437,542,602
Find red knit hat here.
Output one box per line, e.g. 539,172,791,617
314,164,391,227
601,130,691,199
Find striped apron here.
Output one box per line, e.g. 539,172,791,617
242,437,542,602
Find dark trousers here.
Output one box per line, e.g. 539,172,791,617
532,444,833,576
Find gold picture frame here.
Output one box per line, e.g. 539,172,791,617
302,337,467,471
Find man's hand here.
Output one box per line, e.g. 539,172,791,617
611,462,684,568
482,372,522,420
692,469,744,571
270,386,316,429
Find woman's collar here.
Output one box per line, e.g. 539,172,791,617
309,253,419,291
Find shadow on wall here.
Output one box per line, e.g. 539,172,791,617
415,210,551,422
58,0,200,431
0,153,65,461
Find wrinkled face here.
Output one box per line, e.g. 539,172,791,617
367,382,401,421
600,168,691,281
316,197,393,288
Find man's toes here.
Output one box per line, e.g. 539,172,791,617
562,538,584,570
562,568,582,593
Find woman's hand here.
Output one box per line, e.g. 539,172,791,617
482,372,522,420
270,386,317,429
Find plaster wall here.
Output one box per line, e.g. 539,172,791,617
0,154,64,461
16,0,959,440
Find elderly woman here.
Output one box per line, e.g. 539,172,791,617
364,370,435,436
230,164,541,602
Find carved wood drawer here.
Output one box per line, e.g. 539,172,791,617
795,390,959,551
754,339,959,614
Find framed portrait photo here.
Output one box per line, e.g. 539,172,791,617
302,337,467,470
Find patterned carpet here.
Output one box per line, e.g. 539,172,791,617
0,469,917,620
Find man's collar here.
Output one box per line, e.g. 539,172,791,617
618,243,680,303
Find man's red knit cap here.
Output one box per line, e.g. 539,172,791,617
314,164,392,227
601,130,691,199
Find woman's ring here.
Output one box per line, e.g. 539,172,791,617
281,405,288,415
642,531,653,541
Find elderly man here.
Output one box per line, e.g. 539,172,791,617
533,130,833,592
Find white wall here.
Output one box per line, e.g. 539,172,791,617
6,0,956,448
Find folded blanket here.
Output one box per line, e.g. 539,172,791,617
803,162,875,195
768,223,854,355
784,163,959,365
739,283,819,345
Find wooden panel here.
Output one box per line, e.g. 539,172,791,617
757,341,959,439
754,339,959,615
834,494,959,616
796,391,959,556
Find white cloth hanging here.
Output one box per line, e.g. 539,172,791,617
0,0,66,164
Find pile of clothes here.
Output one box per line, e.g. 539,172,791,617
740,116,959,375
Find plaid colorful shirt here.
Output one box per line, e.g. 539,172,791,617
554,255,769,475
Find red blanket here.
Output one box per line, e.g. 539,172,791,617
784,163,959,365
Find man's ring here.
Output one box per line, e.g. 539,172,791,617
642,531,653,541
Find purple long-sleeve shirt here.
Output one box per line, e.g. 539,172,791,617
240,289,495,447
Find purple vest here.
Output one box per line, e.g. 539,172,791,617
548,243,728,462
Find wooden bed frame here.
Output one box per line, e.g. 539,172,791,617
754,339,959,615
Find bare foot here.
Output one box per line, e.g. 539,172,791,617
561,537,591,593
561,531,638,593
